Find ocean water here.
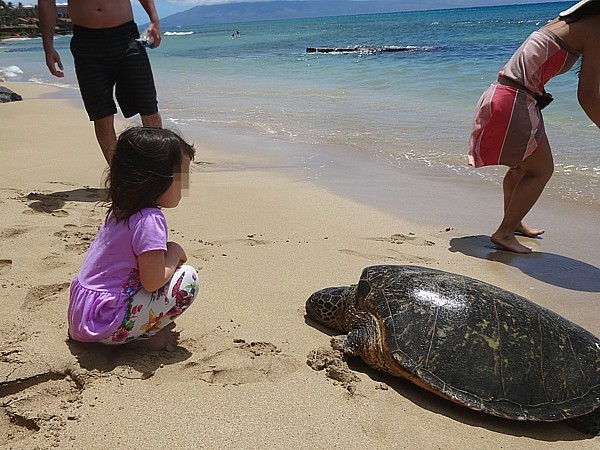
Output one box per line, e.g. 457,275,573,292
1,1,598,207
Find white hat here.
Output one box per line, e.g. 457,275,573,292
559,0,596,16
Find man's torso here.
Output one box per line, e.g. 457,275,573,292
68,0,135,29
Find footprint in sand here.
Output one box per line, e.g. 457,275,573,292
0,365,85,445
339,248,433,264
188,239,217,262
214,235,271,247
190,247,215,262
54,224,99,254
0,259,12,276
368,233,436,247
21,283,71,312
181,340,300,386
0,227,28,240
0,321,86,446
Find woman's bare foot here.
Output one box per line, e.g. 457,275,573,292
127,322,180,351
515,223,545,238
491,232,532,254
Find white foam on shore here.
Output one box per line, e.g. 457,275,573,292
29,77,78,90
0,65,23,78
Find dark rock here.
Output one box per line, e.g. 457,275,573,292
306,46,413,54
0,86,23,103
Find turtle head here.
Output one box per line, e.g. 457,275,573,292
305,284,357,332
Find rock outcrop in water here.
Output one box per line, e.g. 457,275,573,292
306,46,413,54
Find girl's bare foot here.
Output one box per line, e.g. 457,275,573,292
491,232,533,254
515,223,545,238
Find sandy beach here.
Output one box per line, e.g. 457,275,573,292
1,81,599,449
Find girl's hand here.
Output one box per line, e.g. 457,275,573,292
167,241,187,265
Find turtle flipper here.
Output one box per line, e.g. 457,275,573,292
331,334,362,356
565,409,600,436
331,316,377,355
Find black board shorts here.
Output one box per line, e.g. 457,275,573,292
70,21,158,121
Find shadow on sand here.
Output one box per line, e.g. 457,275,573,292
26,187,105,213
449,235,600,292
67,333,192,378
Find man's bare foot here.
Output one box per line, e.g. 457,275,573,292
491,232,532,254
127,322,180,351
515,223,545,238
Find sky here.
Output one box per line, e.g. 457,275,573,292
31,1,571,23
132,0,569,21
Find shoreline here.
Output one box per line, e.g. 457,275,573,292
1,81,599,448
174,96,600,266
4,80,599,324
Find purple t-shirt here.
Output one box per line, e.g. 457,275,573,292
68,208,168,342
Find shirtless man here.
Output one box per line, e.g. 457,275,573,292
38,0,163,164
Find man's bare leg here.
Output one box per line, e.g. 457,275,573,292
94,115,117,165
491,139,554,253
141,112,162,128
502,167,545,238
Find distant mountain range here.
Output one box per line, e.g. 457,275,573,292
159,0,531,27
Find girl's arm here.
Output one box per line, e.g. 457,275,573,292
137,242,187,292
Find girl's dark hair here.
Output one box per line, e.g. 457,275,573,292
561,0,600,22
105,127,195,223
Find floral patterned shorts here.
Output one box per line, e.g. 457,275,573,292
101,264,198,345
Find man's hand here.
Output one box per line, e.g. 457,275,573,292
45,48,64,78
146,22,162,49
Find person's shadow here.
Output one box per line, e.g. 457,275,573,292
67,333,192,378
26,187,105,213
449,235,600,292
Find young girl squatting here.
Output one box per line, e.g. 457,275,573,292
68,127,199,348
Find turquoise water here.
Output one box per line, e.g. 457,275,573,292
1,1,598,206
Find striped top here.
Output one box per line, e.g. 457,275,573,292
498,28,580,96
467,28,581,168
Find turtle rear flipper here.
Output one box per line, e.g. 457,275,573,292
565,409,600,436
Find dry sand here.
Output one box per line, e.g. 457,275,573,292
1,82,599,449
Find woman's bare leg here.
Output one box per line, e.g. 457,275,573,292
491,139,554,253
502,167,545,237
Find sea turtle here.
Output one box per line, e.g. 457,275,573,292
305,265,600,435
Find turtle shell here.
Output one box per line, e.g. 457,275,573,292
355,265,600,421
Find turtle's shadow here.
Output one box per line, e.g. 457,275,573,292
304,316,592,441
345,355,591,441
449,235,600,292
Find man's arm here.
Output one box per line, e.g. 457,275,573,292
38,0,64,77
138,0,162,49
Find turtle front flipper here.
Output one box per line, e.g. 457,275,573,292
331,332,363,356
330,312,390,374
